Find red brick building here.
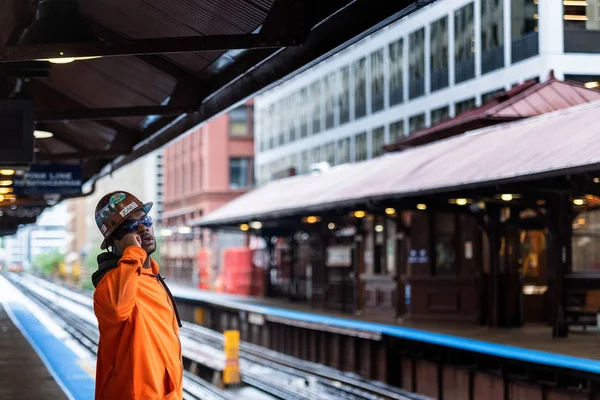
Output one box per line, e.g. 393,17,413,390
160,102,254,284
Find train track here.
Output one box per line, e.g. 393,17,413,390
7,275,232,400
13,275,430,400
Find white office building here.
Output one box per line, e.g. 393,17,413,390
254,0,600,184
3,203,69,269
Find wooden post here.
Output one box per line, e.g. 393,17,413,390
547,194,570,338
487,206,502,328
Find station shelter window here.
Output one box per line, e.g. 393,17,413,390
573,209,600,273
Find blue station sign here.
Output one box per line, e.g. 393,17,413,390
12,164,83,196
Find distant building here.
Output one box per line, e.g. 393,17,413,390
254,0,600,184
4,203,69,270
160,102,255,285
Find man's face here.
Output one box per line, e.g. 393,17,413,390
112,211,156,255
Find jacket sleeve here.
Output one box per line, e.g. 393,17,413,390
93,246,147,324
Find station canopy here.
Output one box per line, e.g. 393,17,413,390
196,99,600,228
0,0,434,234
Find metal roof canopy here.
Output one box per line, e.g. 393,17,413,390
0,0,435,234
195,99,600,228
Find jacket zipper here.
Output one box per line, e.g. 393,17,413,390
154,274,183,363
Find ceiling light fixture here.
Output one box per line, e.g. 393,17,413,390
353,210,366,219
416,203,427,210
34,130,54,139
585,81,600,89
240,224,250,232
249,221,262,229
501,194,513,202
573,198,585,206
0,180,12,186
19,0,101,64
0,188,13,194
0,169,14,176
385,208,396,215
455,198,468,206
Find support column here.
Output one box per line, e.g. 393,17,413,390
265,237,275,297
547,194,571,338
487,206,502,328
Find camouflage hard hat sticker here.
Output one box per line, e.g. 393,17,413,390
109,192,126,206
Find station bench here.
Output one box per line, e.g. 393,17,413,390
566,289,600,330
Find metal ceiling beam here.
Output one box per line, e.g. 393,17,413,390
100,0,436,177
35,105,189,122
28,80,139,135
84,19,201,82
35,150,129,162
0,34,302,63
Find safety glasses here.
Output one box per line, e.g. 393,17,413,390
113,215,153,240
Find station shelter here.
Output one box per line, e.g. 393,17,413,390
196,85,600,339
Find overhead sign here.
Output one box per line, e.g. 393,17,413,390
12,164,83,195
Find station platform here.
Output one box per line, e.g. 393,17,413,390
171,285,600,375
0,275,95,400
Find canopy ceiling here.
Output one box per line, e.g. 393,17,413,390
0,0,434,233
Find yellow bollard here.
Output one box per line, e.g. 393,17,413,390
222,330,240,385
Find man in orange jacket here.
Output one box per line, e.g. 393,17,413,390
91,191,183,399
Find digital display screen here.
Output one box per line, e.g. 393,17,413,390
0,99,34,164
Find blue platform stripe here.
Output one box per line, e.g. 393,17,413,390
5,302,95,400
175,290,600,375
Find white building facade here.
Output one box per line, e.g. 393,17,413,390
254,0,600,184
4,203,69,269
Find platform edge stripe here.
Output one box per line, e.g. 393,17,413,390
2,301,78,400
173,290,600,375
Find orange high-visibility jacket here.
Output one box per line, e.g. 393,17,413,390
93,246,183,400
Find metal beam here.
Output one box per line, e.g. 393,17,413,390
35,105,189,122
35,151,129,162
100,0,436,178
0,34,301,63
84,19,201,82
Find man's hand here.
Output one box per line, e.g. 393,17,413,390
115,233,142,256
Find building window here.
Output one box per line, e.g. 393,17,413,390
323,142,335,166
300,88,308,138
455,3,475,83
481,0,504,74
511,0,538,62
389,120,405,143
324,73,336,129
229,105,250,137
409,28,425,99
355,132,367,162
338,138,351,165
277,99,287,146
229,158,253,189
431,106,450,125
409,114,426,134
430,16,449,92
388,38,404,106
339,66,350,124
435,213,457,274
300,150,309,174
289,93,298,142
259,108,268,152
482,88,505,104
372,126,385,158
310,147,322,166
354,58,367,119
371,49,385,113
455,97,476,115
573,210,600,273
563,1,600,53
269,104,277,149
311,81,322,134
